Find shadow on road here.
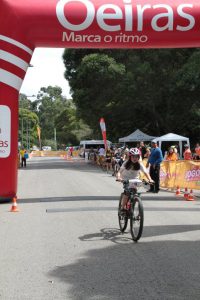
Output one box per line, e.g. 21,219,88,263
49,235,200,300
79,225,200,241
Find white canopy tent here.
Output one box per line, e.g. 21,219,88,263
152,133,190,158
119,129,156,143
80,140,112,148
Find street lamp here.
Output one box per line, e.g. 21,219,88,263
25,95,36,150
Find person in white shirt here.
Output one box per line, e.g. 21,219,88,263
117,148,153,211
98,146,105,167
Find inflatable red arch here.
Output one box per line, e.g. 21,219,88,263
0,0,199,199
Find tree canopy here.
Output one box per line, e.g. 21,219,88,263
63,48,200,144
19,86,92,149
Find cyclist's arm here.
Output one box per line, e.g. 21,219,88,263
140,163,154,183
144,171,154,183
116,164,125,181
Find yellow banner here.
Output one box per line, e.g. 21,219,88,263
160,160,200,190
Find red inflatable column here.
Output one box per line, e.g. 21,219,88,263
0,36,33,199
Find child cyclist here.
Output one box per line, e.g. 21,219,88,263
117,148,154,211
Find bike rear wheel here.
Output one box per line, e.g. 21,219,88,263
118,193,128,232
130,196,144,242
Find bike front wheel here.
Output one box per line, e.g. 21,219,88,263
130,196,144,242
118,193,128,232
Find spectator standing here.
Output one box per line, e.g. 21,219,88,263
105,147,113,173
146,141,163,193
183,144,192,160
194,143,200,160
69,146,74,157
98,146,105,167
139,141,147,160
165,147,178,161
173,144,180,159
20,147,27,167
144,147,151,159
121,146,129,162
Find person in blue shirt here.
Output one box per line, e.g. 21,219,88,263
146,141,163,193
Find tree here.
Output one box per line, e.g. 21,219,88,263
63,48,199,144
28,86,92,148
55,100,92,147
18,108,39,149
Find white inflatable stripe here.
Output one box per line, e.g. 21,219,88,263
0,50,29,71
0,35,33,55
0,69,23,91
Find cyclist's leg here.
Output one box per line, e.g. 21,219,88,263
121,193,129,210
99,156,104,168
118,193,128,232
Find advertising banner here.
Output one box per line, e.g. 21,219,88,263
99,118,107,149
1,0,200,49
160,160,200,190
0,105,11,158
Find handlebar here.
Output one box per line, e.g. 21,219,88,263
116,178,154,185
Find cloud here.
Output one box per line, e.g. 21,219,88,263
20,48,71,98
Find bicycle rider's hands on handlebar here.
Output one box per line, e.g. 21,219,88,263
148,179,154,184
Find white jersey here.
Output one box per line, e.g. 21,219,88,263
119,161,147,180
98,148,105,156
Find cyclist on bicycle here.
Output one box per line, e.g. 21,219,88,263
112,148,123,176
116,148,154,212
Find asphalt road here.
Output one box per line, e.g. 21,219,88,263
0,156,200,300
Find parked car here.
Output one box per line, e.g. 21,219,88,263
42,146,52,151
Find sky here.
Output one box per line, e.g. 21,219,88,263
20,48,71,99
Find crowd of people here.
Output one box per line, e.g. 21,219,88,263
86,140,200,195
93,141,199,168
163,143,200,161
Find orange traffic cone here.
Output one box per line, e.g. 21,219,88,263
10,197,19,212
184,187,189,199
175,186,181,196
187,190,194,201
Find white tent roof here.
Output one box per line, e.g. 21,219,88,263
152,133,189,143
119,129,156,142
152,133,190,158
80,140,112,146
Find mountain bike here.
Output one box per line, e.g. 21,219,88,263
118,179,148,242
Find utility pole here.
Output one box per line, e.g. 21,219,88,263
54,127,57,150
26,120,28,150
21,118,24,147
28,120,30,150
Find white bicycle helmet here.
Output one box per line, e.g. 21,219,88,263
129,148,140,156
